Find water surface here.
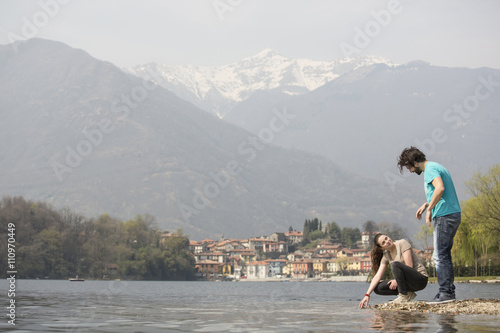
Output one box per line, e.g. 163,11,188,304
1,280,499,332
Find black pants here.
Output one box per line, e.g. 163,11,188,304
374,261,428,296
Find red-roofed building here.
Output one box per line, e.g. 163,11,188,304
348,257,362,272
303,248,316,258
285,231,303,244
227,249,257,263
351,249,369,257
262,240,288,253
360,256,372,273
194,251,228,263
317,245,342,255
265,259,287,277
415,247,434,264
246,261,271,279
201,239,214,243
248,238,275,252
293,258,313,279
313,259,328,276
337,248,354,257
206,243,218,252
189,240,199,253
195,260,223,279
316,240,333,248
215,240,245,251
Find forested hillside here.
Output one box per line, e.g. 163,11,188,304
0,196,195,280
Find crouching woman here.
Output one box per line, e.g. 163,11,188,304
359,233,428,308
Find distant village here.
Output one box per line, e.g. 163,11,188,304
189,230,433,280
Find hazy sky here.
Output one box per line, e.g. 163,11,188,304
1,0,499,69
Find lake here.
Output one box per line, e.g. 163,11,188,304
1,280,499,332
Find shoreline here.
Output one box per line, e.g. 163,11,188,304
16,277,500,283
237,277,500,283
430,279,500,284
373,299,500,315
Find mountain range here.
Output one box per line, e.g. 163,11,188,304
128,50,393,118
0,39,425,240
131,51,500,199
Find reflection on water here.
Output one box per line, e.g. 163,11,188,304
369,308,500,333
370,311,428,332
0,280,499,333
436,315,458,333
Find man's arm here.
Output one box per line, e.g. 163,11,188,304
425,177,445,226
416,202,428,220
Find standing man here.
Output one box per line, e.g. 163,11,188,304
397,147,461,304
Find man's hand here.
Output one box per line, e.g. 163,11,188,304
416,202,428,220
388,279,398,290
426,210,432,227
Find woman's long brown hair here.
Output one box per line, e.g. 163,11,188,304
371,233,384,274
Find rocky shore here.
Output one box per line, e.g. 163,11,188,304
374,299,500,315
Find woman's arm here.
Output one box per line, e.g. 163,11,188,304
403,249,413,269
359,261,387,308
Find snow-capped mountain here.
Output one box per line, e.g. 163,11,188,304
128,49,393,117
0,39,420,240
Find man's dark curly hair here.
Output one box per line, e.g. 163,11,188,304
397,146,427,174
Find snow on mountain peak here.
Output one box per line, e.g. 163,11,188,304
128,51,394,117
250,48,284,59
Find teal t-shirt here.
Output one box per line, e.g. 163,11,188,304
424,162,461,218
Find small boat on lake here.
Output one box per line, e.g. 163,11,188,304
69,275,85,282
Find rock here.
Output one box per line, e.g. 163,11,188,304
373,299,500,315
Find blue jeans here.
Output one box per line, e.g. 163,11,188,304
432,212,461,295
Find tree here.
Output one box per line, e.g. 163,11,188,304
363,220,377,233
159,230,196,280
308,230,326,242
124,214,156,248
453,197,500,276
362,220,378,248
60,208,88,276
377,221,408,241
34,228,68,278
452,216,481,276
414,224,433,250
0,196,196,280
451,165,500,276
340,227,361,248
303,220,311,242
463,164,500,234
328,221,341,242
336,256,350,275
302,218,323,244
